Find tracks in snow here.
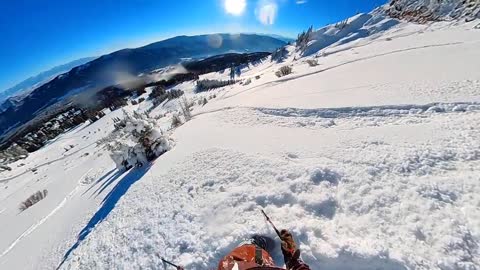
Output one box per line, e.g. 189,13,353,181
220,42,466,101
199,102,480,120
254,102,480,119
0,170,91,261
0,187,79,260
199,102,480,130
0,142,97,184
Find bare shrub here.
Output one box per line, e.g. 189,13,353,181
275,66,293,77
0,165,12,171
171,114,182,128
0,144,29,166
19,190,48,212
306,59,319,67
198,98,208,106
196,79,235,93
179,97,192,122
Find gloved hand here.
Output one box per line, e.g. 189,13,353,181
280,229,301,265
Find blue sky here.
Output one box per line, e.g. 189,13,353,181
0,0,387,91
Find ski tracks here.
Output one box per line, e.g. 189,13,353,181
200,102,480,130
0,142,96,184
0,170,92,261
219,42,466,101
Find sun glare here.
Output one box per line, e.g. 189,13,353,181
224,0,246,16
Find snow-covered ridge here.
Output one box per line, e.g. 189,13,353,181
298,1,479,58
301,12,401,56
387,0,480,22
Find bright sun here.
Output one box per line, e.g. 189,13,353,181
224,0,246,16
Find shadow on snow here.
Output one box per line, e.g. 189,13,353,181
57,165,151,269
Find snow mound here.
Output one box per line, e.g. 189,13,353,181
302,13,400,56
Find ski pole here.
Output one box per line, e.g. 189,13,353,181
261,209,282,239
161,257,183,269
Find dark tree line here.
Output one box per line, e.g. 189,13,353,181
184,52,270,75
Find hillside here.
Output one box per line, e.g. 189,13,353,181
0,34,286,139
0,57,96,108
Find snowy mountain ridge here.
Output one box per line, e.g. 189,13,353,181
300,12,401,56
0,57,96,112
387,0,480,22
297,0,480,59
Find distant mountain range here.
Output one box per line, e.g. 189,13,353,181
0,33,286,138
0,57,96,105
264,34,295,43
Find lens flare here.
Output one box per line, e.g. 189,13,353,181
224,0,246,16
207,34,223,48
256,0,278,25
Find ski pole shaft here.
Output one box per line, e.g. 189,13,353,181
162,257,181,269
261,209,282,239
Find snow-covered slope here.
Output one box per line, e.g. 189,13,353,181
299,1,480,58
1,12,479,270
301,12,401,56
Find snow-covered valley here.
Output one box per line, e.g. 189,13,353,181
1,11,480,270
